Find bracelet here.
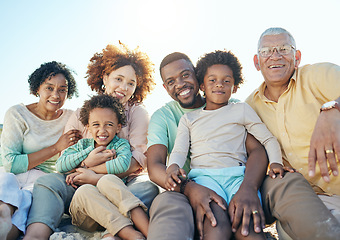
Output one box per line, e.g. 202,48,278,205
180,179,194,194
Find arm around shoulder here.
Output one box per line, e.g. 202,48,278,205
308,96,340,181
105,138,132,175
125,104,149,168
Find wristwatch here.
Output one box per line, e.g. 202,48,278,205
320,100,340,112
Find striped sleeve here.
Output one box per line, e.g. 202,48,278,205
106,138,132,174
56,139,94,173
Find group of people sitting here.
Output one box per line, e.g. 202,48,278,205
0,27,339,240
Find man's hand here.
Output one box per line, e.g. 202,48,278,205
228,184,265,236
184,182,226,240
268,163,296,179
165,164,187,191
308,108,340,182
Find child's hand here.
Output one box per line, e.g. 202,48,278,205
165,164,187,191
105,149,116,161
268,163,297,179
72,168,102,186
66,171,81,189
85,146,116,167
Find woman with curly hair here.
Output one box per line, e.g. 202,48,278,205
0,61,79,240
24,43,158,240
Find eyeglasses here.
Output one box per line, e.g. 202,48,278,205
258,44,295,58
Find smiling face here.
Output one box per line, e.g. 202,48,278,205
161,59,201,109
103,65,137,105
200,64,237,110
254,33,301,87
87,108,121,147
36,73,68,113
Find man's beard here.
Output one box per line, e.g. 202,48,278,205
178,96,196,108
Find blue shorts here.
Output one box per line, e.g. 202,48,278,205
188,166,261,205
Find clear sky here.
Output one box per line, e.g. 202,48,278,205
0,0,339,123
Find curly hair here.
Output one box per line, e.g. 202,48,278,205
79,94,126,126
86,42,155,104
28,61,78,99
195,50,244,89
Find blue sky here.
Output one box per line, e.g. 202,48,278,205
1,0,339,123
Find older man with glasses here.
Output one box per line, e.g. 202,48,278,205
246,27,340,239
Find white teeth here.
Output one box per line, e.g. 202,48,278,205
49,101,59,104
179,89,190,96
98,136,107,139
115,92,125,97
269,65,283,69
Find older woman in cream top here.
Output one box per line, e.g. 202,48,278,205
0,61,78,240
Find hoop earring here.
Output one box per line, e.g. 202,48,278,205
101,85,106,91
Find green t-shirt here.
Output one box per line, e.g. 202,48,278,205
147,101,200,172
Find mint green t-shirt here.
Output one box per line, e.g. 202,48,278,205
147,101,201,173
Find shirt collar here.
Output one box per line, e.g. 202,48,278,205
254,69,298,102
91,135,119,148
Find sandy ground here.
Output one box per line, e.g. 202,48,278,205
50,215,102,240
49,215,278,240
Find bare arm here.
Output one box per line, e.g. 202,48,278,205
28,129,81,170
228,133,268,236
147,144,169,189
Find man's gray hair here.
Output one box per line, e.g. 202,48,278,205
257,27,296,50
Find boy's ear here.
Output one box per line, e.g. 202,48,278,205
232,86,238,93
116,123,122,134
200,83,205,92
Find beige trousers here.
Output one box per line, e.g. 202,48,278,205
69,174,147,236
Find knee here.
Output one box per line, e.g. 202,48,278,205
34,173,64,191
97,174,122,189
0,173,19,191
150,191,191,214
128,180,159,204
73,184,96,201
0,172,16,183
279,172,308,185
262,172,310,195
